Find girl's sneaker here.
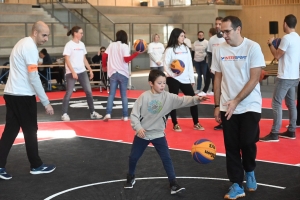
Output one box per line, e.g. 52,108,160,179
103,114,111,122
90,111,103,119
173,124,182,132
194,123,205,131
61,113,70,121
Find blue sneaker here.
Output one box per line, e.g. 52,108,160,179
245,171,257,191
224,183,245,199
30,164,56,175
0,168,12,180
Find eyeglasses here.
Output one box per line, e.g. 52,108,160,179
221,29,234,35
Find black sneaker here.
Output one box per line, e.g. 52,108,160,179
214,123,223,130
278,130,296,139
170,180,185,195
124,174,135,189
0,168,12,180
30,164,56,175
259,132,279,142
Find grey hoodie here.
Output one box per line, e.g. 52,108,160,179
130,90,200,140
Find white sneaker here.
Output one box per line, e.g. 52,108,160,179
207,91,214,95
91,111,103,119
194,90,200,94
103,114,111,122
61,113,70,121
122,117,129,121
197,91,207,96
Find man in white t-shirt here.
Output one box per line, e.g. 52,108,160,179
207,16,226,130
0,21,56,180
212,16,265,199
260,14,300,142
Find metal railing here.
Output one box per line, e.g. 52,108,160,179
37,0,116,42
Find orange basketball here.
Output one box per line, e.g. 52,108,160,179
133,39,147,52
170,59,185,75
191,139,216,164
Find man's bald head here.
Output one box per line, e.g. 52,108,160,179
31,21,50,46
32,21,49,34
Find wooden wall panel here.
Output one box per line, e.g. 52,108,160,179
226,5,300,61
240,0,300,5
5,0,37,4
87,0,159,6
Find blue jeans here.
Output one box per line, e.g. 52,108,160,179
128,136,176,182
272,78,299,133
106,72,129,117
194,60,207,90
62,72,94,114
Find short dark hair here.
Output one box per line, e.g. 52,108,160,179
40,48,47,55
284,14,297,28
116,30,128,45
197,31,204,35
148,69,166,84
222,16,242,30
209,27,217,36
100,46,106,51
67,26,82,37
215,16,223,21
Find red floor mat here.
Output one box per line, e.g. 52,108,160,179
1,118,299,165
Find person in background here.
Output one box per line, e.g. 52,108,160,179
202,27,217,95
208,16,225,131
164,28,205,132
61,26,103,121
102,30,143,121
192,31,208,95
38,48,52,86
183,30,192,52
260,14,300,142
0,21,56,180
92,46,107,84
148,33,165,72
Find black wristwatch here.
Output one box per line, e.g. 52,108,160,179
268,43,272,47
214,105,220,109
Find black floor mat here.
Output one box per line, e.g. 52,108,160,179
0,137,299,200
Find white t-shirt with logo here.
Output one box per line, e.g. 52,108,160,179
147,42,165,67
105,41,130,78
192,39,208,62
164,44,194,84
63,40,87,74
207,34,225,53
5,37,39,95
211,38,266,114
277,32,300,79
